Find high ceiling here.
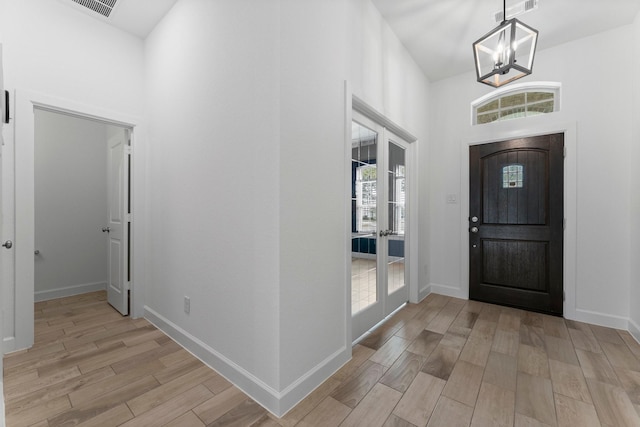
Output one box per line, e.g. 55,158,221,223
106,0,178,38
56,0,178,39
372,0,640,82
61,0,640,82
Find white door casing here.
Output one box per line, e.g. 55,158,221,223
107,129,129,315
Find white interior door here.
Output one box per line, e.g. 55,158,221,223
106,129,129,315
351,112,410,341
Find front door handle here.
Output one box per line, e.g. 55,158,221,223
2,240,12,249
470,227,479,233
102,227,111,233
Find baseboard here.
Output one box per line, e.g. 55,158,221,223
418,284,431,302
277,346,350,416
426,283,631,331
571,308,629,330
429,283,468,300
628,317,640,344
1,378,4,427
144,306,350,417
2,336,15,354
34,281,106,302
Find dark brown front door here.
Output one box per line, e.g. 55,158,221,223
469,134,564,315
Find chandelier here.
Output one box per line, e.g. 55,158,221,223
473,0,539,87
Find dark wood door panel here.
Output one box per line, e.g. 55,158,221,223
470,134,564,315
482,239,548,292
471,284,554,313
482,149,547,225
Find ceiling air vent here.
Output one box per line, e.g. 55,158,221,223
70,0,118,18
494,0,538,22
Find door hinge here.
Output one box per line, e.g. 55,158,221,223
563,291,566,301
563,218,566,230
126,213,133,223
563,146,567,158
125,146,132,155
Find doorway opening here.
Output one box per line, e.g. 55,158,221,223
34,109,132,317
5,90,138,352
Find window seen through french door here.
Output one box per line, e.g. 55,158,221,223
351,111,410,341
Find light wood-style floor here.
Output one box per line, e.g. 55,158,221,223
4,292,640,426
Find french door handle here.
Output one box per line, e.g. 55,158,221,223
102,227,111,233
379,230,395,237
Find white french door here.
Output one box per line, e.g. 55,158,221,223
351,111,410,341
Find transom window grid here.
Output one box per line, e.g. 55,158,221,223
476,91,555,125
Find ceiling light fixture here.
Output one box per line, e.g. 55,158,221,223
473,0,538,88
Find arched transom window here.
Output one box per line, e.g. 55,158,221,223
472,82,560,125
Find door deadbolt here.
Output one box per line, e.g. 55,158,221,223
471,216,479,223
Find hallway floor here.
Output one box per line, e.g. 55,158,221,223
4,291,640,426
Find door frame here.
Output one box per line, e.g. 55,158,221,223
346,92,419,343
6,89,144,352
461,115,578,321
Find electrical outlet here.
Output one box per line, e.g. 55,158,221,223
184,296,190,314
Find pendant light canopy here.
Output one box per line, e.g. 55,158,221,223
473,0,538,88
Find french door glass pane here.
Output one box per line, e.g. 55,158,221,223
387,141,405,294
351,121,378,314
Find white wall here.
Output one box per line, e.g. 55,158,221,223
1,0,144,114
349,0,431,298
143,0,283,408
629,12,640,339
0,0,144,349
34,110,108,301
276,0,431,399
278,0,351,396
428,25,634,327
143,0,430,416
